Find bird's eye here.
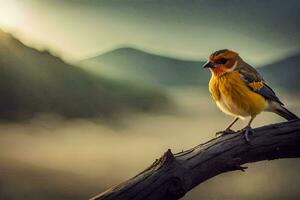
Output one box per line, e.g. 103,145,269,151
220,58,227,64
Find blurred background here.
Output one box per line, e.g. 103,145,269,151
0,0,300,199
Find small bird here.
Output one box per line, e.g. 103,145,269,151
203,49,298,141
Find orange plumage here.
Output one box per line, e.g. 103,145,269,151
203,49,298,141
209,71,266,118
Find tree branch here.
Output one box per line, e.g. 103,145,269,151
90,119,300,200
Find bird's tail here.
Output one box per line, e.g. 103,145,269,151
273,105,298,121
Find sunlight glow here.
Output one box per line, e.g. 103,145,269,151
0,0,21,29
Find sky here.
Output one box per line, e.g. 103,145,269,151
0,0,299,65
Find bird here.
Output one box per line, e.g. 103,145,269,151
203,49,298,141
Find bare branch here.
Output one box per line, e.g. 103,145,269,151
90,119,300,200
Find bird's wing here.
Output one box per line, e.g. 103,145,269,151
238,63,284,105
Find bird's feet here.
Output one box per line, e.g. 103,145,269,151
240,125,254,143
216,129,236,137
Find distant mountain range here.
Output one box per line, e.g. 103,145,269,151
1,28,297,120
0,31,168,120
258,53,300,91
79,47,209,86
80,47,300,91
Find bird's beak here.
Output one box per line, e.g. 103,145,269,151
202,61,215,68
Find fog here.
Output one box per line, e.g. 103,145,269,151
1,88,300,200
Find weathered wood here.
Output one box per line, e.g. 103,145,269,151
90,119,300,200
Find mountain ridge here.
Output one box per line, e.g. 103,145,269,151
79,47,208,86
82,46,204,63
258,53,300,91
80,47,300,90
0,30,169,120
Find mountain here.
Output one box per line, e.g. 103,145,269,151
79,47,209,86
259,53,300,91
80,47,300,91
0,31,168,120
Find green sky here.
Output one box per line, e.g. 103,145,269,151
0,0,299,65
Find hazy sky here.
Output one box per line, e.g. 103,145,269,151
0,0,299,65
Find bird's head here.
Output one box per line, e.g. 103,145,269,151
203,49,239,76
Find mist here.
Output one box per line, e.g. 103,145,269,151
1,88,300,200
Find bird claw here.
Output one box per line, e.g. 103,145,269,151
216,129,236,137
240,126,254,143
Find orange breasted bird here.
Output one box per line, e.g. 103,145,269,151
203,49,298,141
